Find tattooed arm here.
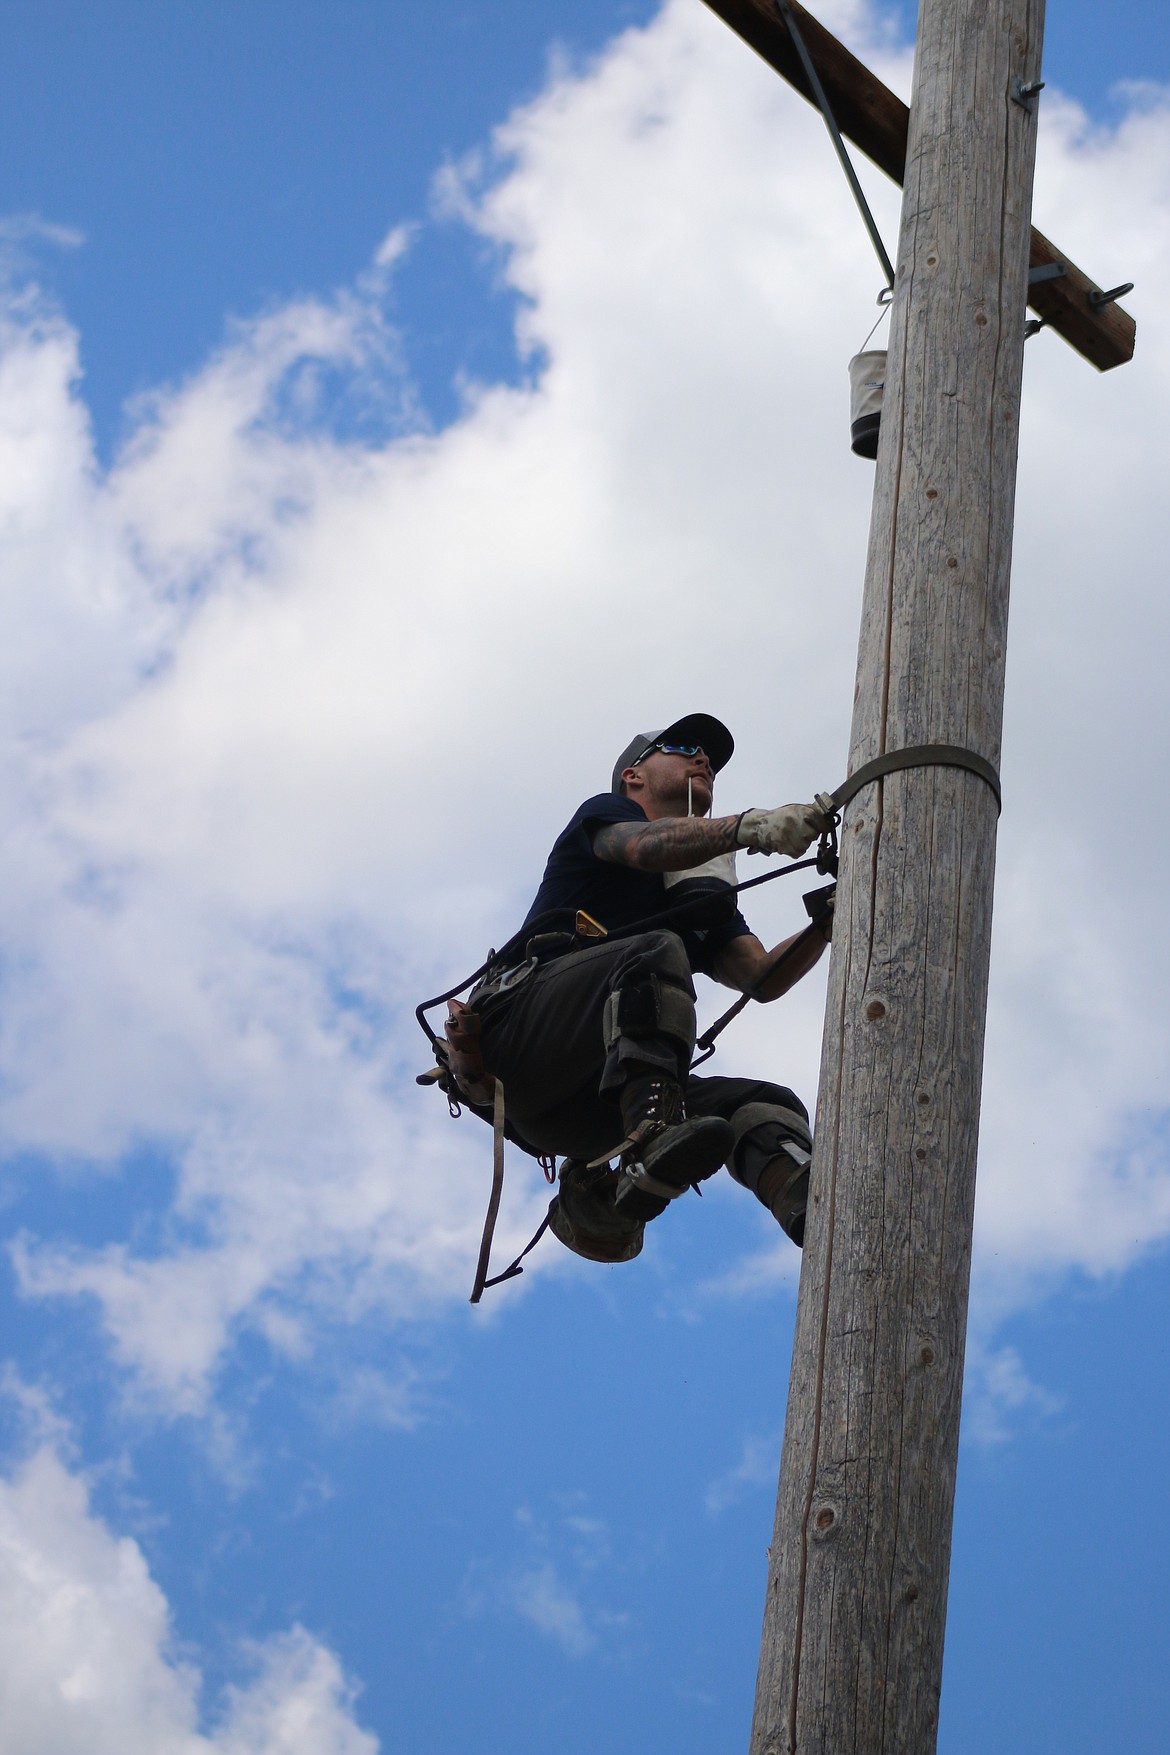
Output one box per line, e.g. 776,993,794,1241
591,814,741,872
712,926,828,999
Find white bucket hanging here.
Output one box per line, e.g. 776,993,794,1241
848,350,886,459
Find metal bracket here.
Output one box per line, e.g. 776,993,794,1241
1028,261,1066,287
1088,281,1135,311
1012,77,1045,113
776,0,896,291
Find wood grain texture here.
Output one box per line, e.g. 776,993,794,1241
749,2,1045,1751
700,0,1134,369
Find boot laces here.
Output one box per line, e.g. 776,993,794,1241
588,1077,686,1171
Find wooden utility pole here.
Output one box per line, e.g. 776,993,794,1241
751,0,1041,1747
692,1,1134,1747
711,0,1065,1750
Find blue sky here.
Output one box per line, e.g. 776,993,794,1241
3,0,1165,449
0,4,1168,1753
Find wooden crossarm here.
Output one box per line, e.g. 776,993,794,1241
701,0,1136,370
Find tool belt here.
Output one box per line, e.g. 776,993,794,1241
466,928,585,1009
447,927,590,1104
417,913,612,1302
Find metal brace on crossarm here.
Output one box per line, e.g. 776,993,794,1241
775,0,896,295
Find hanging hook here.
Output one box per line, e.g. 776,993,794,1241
1088,281,1135,311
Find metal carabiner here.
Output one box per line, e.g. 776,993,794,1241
814,791,841,877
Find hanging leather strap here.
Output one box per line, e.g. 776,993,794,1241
830,743,1002,815
478,1209,553,1295
470,1079,508,1304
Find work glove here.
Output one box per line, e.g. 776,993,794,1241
736,803,830,860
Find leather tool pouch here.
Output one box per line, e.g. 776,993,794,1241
444,1000,497,1106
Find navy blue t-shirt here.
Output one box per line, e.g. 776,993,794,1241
520,793,752,978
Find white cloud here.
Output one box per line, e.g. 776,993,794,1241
464,1497,624,1659
0,1444,376,1754
210,1634,376,1755
0,0,1167,1412
960,1342,1064,1448
0,215,84,279
705,1430,780,1515
504,1559,598,1658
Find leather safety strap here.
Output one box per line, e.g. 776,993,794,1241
830,743,1002,816
470,1079,508,1304
478,1209,552,1294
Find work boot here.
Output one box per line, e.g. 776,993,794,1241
730,1105,814,1247
548,1159,645,1264
613,1073,733,1219
756,1152,810,1247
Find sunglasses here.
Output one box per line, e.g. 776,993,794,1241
638,740,705,761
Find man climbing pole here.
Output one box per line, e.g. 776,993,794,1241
463,713,834,1266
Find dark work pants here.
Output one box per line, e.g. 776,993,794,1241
476,931,807,1171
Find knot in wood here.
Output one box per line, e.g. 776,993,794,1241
811,1502,840,1539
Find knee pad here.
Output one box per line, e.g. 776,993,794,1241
602,975,695,1055
730,1101,813,1194
642,929,695,989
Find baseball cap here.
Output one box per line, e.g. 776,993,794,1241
610,713,735,794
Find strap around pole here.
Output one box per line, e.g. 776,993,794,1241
830,743,1002,815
